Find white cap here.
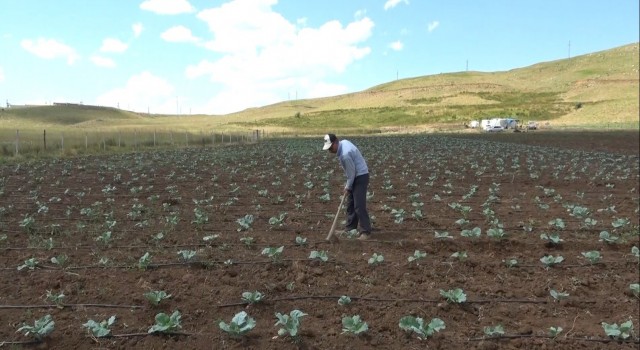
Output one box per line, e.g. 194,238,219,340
322,134,336,150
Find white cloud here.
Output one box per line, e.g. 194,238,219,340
389,41,403,51
140,0,195,15
428,21,440,33
21,38,79,65
0,66,4,82
190,0,374,113
161,25,200,43
133,22,144,37
384,0,409,10
100,38,128,53
96,71,175,113
91,55,116,68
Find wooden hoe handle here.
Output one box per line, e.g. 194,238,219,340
325,195,346,241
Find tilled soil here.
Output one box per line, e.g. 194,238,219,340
0,131,638,349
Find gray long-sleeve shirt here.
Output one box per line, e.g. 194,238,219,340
337,140,369,190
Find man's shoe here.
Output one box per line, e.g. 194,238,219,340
357,233,371,240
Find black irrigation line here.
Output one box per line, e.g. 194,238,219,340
0,339,41,346
467,334,640,344
0,332,193,346
1,257,637,272
0,258,348,271
216,295,598,308
2,333,639,346
0,303,144,310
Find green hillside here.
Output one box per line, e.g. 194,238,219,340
1,42,638,134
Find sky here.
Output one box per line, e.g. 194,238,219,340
1,0,638,115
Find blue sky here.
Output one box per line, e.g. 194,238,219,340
1,0,638,115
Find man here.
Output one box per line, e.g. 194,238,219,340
323,133,372,240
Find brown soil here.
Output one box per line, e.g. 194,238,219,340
0,131,638,349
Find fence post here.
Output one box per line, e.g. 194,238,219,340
85,132,88,150
43,130,47,151
15,130,19,156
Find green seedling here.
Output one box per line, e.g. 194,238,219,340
548,218,565,230
295,236,307,246
540,255,564,268
439,288,466,304
611,217,630,229
240,236,255,247
451,251,468,261
540,232,563,245
191,207,209,227
219,311,256,338
454,218,469,226
341,315,368,335
368,253,384,265
17,257,39,271
550,289,569,301
602,320,633,340
269,212,287,227
242,291,264,304
503,258,518,268
486,228,506,240
309,250,329,262
581,251,602,264
261,246,284,262
460,227,481,238
338,296,352,305
144,290,171,306
407,250,427,263
236,214,254,231
274,309,307,339
177,250,196,262
203,234,219,242
434,231,452,239
630,283,639,298
484,324,505,337
96,231,112,244
391,208,405,224
549,326,563,337
599,231,619,244
148,311,182,334
83,316,116,338
138,252,152,270
631,246,639,262
17,314,55,340
50,254,69,267
398,316,445,340
45,290,65,307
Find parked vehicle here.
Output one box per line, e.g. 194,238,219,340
487,125,504,132
527,121,538,130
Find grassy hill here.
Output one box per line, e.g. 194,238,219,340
1,42,638,135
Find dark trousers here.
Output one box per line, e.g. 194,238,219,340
345,173,372,233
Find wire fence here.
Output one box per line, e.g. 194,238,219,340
0,129,267,157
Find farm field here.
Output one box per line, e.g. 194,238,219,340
0,132,638,349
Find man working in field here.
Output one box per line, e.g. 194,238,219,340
323,133,373,240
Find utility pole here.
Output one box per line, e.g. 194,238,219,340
568,41,571,59
396,70,398,80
